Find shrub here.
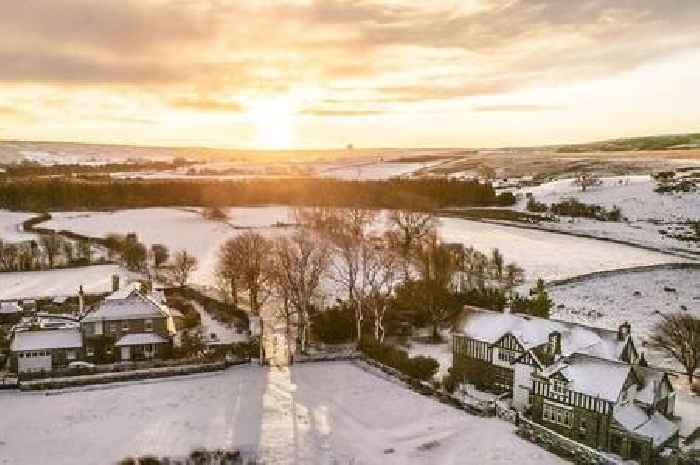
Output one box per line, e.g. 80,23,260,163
311,309,355,344
360,338,439,381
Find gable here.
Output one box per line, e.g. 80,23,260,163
493,333,525,352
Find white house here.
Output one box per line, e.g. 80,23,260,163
11,328,82,373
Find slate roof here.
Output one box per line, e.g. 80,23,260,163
459,309,628,362
83,292,169,322
10,328,82,352
613,403,678,447
541,353,633,402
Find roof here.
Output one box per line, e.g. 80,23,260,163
540,353,633,402
633,365,671,406
0,301,22,314
115,333,168,346
613,403,678,447
10,328,82,352
83,292,170,322
459,309,628,363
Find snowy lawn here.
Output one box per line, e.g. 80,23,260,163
548,266,700,371
42,207,294,286
0,210,38,242
0,264,131,300
518,176,700,255
0,362,566,465
437,217,682,286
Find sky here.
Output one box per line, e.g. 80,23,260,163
1,0,699,150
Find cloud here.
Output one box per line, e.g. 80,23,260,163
170,97,245,113
1,0,700,110
473,104,563,112
301,108,387,116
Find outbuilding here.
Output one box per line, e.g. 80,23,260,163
10,328,82,374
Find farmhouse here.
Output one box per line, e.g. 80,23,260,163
81,284,176,363
453,308,678,464
10,328,82,373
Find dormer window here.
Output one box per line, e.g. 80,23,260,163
145,319,153,332
551,379,568,399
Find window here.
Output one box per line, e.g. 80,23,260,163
86,346,95,357
543,402,572,428
109,323,117,333
498,349,519,363
122,321,129,332
144,319,153,332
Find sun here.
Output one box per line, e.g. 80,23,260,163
248,99,296,150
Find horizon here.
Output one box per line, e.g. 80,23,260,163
2,1,699,150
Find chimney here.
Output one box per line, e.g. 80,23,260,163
78,285,85,314
112,274,120,293
548,331,561,356
618,321,631,341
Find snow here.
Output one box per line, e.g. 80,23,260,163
115,333,168,346
549,266,700,370
614,403,678,447
191,300,248,345
437,217,683,286
0,362,566,465
10,328,82,352
42,207,294,286
407,341,453,378
0,264,131,300
84,292,170,321
0,210,37,242
545,354,631,402
319,160,444,180
518,176,700,255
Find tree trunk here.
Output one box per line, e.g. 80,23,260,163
230,279,238,309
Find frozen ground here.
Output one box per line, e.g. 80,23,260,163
548,266,700,370
42,207,294,286
0,264,131,300
319,160,443,180
0,362,566,465
518,176,699,255
437,217,681,286
191,300,248,344
0,210,38,242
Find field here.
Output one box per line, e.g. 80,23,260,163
438,217,681,287
0,362,566,465
0,210,37,242
0,264,130,300
548,265,700,370
518,175,699,256
42,207,293,287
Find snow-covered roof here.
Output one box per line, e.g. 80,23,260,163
541,353,632,402
83,292,170,322
633,366,670,406
115,333,168,346
459,309,627,363
613,403,678,447
0,301,22,314
10,328,82,352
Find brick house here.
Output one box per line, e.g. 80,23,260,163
452,308,678,464
81,286,176,363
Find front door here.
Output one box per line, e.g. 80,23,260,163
121,346,130,361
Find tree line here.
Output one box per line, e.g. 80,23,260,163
211,208,554,359
0,178,512,211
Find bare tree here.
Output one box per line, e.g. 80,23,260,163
367,244,400,343
171,250,198,287
503,262,525,296
573,173,602,192
386,210,437,280
414,234,459,340
78,239,92,263
216,237,245,309
650,314,700,384
151,244,169,268
272,231,329,352
40,233,63,268
233,232,273,316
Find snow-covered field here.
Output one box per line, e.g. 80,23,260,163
549,266,700,370
0,210,38,242
0,264,131,300
519,176,699,255
38,208,684,291
42,207,294,286
319,160,442,180
0,362,565,465
438,217,681,286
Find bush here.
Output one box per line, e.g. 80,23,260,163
311,309,355,344
360,338,439,381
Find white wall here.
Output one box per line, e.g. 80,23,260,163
513,362,534,411
17,353,52,373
